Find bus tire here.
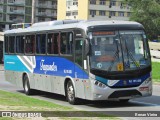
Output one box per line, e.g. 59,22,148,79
23,75,34,95
66,80,78,105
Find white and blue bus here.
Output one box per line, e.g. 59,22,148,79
4,20,152,104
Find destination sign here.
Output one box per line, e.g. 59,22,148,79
93,31,115,36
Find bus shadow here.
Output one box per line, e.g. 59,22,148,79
17,90,160,108
85,95,160,108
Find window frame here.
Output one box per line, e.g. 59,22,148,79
60,31,74,56
25,34,36,55
36,33,47,55
4,36,9,54
15,35,25,54
8,35,16,54
47,32,60,56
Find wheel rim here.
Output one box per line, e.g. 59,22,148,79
67,82,74,102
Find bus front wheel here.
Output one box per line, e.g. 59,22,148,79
23,75,33,95
66,80,78,105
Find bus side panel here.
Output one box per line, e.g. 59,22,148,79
4,55,89,97
74,78,86,99
4,55,30,88
32,73,65,95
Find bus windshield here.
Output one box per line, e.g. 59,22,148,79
89,30,151,72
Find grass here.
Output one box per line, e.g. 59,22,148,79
152,62,160,83
0,90,71,111
0,90,119,120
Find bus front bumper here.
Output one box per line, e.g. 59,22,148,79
89,79,152,101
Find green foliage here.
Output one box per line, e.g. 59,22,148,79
124,0,160,40
152,62,160,82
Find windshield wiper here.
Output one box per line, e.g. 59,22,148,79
124,39,140,69
108,40,119,71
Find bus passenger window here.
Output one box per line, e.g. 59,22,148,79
16,36,24,54
5,36,9,53
9,36,16,53
25,35,35,54
60,32,73,55
36,34,46,54
47,33,59,54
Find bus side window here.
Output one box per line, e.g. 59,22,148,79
25,35,35,54
54,33,59,54
36,34,46,54
5,36,9,53
16,36,24,54
47,33,53,54
47,33,59,55
60,32,73,55
9,36,16,53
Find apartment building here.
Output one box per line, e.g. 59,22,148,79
0,0,32,31
35,0,57,23
58,0,131,20
0,0,57,31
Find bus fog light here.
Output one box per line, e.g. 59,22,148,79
94,94,102,98
139,87,149,91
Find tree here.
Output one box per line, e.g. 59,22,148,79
124,0,160,40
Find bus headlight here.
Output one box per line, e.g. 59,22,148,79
94,80,107,88
144,77,152,84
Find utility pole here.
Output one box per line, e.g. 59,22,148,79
31,0,35,24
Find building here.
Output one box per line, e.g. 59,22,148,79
34,0,57,23
0,0,57,31
58,0,131,20
0,0,32,31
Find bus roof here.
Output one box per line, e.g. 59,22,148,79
4,20,142,35
12,23,31,25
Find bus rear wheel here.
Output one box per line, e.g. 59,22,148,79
23,75,33,95
66,80,78,105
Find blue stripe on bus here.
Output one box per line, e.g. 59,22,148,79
96,73,150,87
4,55,89,79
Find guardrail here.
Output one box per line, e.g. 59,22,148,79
149,42,160,62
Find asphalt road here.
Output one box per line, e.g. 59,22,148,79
0,71,160,120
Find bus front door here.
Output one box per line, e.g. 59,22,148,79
74,39,85,99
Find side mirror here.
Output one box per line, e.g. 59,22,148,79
84,39,89,55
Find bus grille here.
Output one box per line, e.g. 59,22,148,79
108,90,142,99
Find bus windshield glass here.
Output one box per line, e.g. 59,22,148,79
89,30,150,72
